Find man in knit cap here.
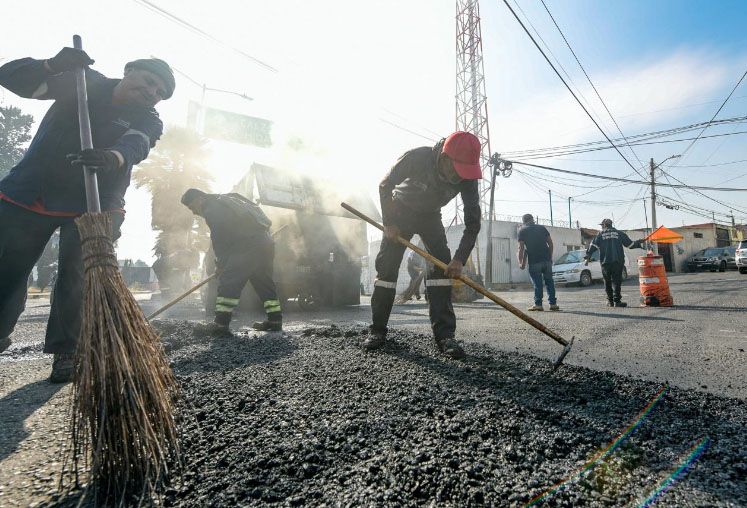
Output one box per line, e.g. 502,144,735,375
0,47,175,382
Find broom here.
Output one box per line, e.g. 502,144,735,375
66,35,179,503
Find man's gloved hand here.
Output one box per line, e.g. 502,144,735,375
46,47,95,73
67,149,120,172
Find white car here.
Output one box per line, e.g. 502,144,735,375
737,240,747,274
552,249,628,287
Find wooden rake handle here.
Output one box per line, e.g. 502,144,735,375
341,202,570,348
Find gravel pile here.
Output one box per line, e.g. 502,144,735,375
149,321,746,507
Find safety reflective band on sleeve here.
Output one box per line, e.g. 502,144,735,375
425,279,453,287
374,279,397,289
122,128,151,144
264,300,282,313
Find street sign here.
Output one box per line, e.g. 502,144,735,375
187,101,272,147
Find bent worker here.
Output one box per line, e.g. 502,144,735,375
518,213,559,311
364,131,482,359
181,189,282,334
585,218,644,307
0,47,174,382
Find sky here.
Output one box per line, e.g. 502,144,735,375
1,0,746,262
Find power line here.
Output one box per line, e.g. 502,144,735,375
508,129,747,160
501,0,647,178
378,118,439,143
500,115,747,158
674,68,747,163
538,0,645,170
513,161,747,191
132,0,278,73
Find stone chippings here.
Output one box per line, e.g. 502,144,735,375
166,322,746,506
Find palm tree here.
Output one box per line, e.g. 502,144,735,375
133,127,214,294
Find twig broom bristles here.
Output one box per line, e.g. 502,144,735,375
65,35,179,504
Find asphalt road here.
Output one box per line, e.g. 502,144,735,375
0,270,744,506
2,271,744,399
132,269,745,399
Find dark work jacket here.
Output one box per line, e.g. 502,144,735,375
202,194,272,267
0,58,163,212
379,139,481,264
586,227,636,265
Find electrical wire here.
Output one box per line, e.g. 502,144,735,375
672,69,747,164
501,0,647,179
513,161,747,191
538,0,645,170
131,0,278,73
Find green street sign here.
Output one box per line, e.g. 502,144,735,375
188,101,272,147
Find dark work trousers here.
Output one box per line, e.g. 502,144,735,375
214,235,281,326
371,210,456,340
601,261,624,303
0,200,123,353
407,266,422,298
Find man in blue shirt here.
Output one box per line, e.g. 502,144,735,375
0,47,174,382
517,214,558,311
585,218,644,307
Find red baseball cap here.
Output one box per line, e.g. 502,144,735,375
443,131,482,180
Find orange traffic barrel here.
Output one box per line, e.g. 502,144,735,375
637,252,673,307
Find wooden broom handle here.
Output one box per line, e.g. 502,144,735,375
73,35,101,213
341,202,569,347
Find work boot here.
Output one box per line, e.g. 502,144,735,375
49,353,75,384
435,337,466,360
527,305,544,311
194,321,231,337
362,327,386,351
0,337,10,353
606,301,614,307
549,304,560,311
252,319,283,332
614,301,628,308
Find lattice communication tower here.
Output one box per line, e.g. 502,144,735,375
455,0,492,221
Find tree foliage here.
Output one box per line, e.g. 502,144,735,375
133,127,214,265
0,105,34,179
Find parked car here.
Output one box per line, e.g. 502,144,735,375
552,249,628,287
736,240,747,274
723,246,737,269
686,247,732,272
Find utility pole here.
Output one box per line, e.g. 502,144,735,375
649,158,657,232
549,190,553,226
568,197,572,229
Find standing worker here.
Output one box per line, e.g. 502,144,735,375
181,189,282,334
517,213,559,311
585,218,644,307
0,47,174,382
364,131,482,360
406,249,424,300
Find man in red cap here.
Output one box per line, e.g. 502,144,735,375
364,131,482,359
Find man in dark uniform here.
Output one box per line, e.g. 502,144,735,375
364,131,482,360
585,218,644,307
181,189,282,334
0,47,174,382
406,249,424,300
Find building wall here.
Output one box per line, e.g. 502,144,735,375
625,227,717,273
365,221,587,289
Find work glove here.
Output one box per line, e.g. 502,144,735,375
67,149,120,172
46,47,95,73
